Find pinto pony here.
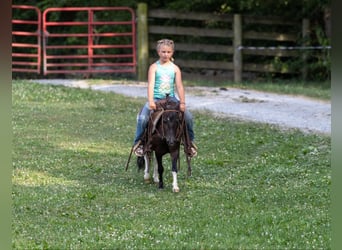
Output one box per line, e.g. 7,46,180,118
137,96,192,192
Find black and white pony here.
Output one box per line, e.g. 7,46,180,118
137,96,192,192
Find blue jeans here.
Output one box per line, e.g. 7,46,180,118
133,97,195,145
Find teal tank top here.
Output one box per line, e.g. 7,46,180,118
153,60,175,99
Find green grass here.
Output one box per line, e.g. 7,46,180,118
12,80,331,249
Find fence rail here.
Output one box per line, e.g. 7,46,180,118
12,5,41,74
12,5,136,77
42,7,136,76
137,4,329,82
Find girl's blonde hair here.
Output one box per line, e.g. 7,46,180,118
156,39,175,61
156,39,174,51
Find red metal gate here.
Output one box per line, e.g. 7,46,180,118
12,5,42,74
42,7,136,76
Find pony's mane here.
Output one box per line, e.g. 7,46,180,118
155,98,180,111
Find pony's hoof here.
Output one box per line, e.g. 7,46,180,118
172,187,180,193
144,178,151,184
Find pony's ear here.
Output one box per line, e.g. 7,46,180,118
165,100,179,110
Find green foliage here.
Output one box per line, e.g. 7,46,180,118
159,0,331,18
12,0,330,81
12,81,331,249
13,0,138,10
149,0,331,82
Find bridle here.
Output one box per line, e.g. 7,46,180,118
152,108,184,143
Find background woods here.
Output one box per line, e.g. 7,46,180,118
12,0,331,82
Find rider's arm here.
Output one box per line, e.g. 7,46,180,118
174,65,186,112
147,63,157,110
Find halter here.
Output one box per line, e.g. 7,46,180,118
151,108,184,143
161,109,184,142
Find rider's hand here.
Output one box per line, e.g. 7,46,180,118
180,103,185,112
149,101,156,110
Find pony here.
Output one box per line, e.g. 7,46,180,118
137,96,192,192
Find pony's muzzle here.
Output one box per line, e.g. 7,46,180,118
166,136,177,146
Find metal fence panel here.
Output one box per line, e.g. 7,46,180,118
42,7,136,76
12,5,41,74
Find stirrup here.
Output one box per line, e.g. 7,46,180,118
189,142,197,157
133,141,144,157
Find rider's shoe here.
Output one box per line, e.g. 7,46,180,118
133,141,144,157
189,142,198,157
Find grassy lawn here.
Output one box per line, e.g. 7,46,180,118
12,80,331,249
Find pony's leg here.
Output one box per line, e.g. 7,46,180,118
171,155,180,192
172,171,179,193
156,154,164,189
153,154,159,183
143,153,150,183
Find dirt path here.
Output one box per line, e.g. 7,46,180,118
33,79,331,135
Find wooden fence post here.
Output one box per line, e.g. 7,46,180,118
302,18,310,81
233,14,242,83
137,3,149,81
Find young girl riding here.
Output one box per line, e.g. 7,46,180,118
132,38,197,157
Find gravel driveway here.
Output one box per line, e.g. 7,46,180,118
33,79,331,135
